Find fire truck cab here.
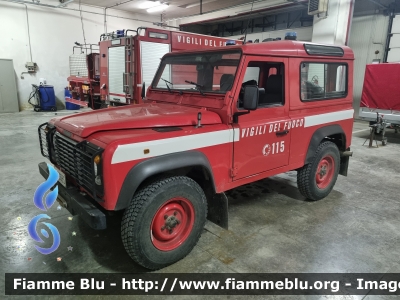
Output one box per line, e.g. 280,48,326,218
39,41,354,270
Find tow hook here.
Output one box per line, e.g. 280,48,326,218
340,151,353,157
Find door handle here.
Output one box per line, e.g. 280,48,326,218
276,130,289,136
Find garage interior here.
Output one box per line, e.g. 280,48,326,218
1,0,400,298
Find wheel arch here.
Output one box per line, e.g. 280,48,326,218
305,125,347,163
114,151,216,211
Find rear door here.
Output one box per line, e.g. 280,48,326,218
233,56,295,180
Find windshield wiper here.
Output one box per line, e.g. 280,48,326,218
160,78,173,93
185,80,205,95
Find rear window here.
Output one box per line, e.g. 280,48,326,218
300,62,347,101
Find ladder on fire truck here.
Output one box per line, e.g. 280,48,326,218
123,37,134,104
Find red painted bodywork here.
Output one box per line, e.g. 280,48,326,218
49,41,355,211
53,103,221,138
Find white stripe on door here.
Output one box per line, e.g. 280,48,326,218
111,128,240,164
111,109,354,164
304,109,354,128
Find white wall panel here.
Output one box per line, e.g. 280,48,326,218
387,48,400,62
387,15,400,62
0,2,159,110
348,14,389,116
392,15,400,33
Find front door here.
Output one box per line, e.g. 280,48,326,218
233,56,295,180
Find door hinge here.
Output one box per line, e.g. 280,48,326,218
230,166,238,177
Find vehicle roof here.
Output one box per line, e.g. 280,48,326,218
164,40,354,60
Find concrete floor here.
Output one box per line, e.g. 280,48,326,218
1,109,400,300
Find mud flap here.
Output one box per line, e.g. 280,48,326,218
339,155,350,176
339,149,352,176
207,192,228,230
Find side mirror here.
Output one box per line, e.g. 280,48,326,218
141,82,146,99
243,85,259,110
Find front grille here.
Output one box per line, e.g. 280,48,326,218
53,132,104,199
38,123,50,158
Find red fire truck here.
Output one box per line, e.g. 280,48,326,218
66,28,238,109
39,41,354,270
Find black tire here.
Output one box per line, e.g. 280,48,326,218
50,107,57,112
297,141,340,201
121,176,207,270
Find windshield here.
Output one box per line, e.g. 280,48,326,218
152,50,241,94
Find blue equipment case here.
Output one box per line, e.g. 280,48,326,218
33,85,57,112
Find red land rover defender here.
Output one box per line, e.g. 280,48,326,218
38,41,354,270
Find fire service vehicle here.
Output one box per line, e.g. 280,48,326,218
66,27,238,109
39,41,354,270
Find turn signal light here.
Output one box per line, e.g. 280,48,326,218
94,155,101,164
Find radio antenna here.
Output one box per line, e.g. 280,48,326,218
243,0,255,45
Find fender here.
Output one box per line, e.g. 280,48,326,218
114,151,216,210
304,124,346,165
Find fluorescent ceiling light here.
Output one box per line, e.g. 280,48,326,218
147,3,168,12
138,1,160,9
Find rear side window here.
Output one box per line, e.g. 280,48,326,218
300,62,347,101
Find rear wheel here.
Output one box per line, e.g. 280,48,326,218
297,141,340,201
121,176,207,270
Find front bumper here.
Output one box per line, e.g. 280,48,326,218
38,162,106,230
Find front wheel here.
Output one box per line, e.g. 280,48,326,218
297,141,340,201
121,176,207,270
